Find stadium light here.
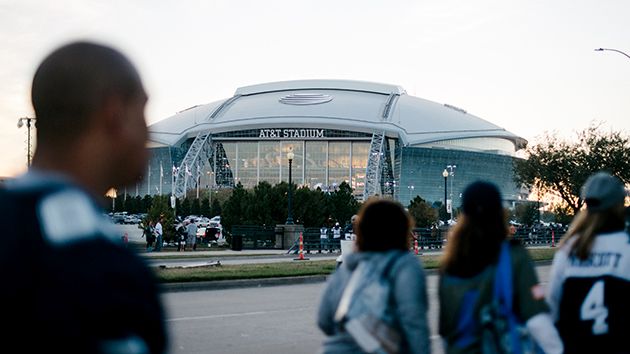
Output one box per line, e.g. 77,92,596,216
442,169,449,224
286,148,295,224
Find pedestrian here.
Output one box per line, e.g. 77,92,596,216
439,181,562,354
332,222,342,250
175,220,186,251
143,219,155,251
0,41,167,353
186,219,198,251
317,198,430,353
148,220,156,251
121,232,129,248
345,214,358,240
547,171,630,353
154,216,163,252
319,225,328,253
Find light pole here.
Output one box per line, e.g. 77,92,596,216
595,48,630,60
286,148,295,224
447,164,456,217
442,169,449,224
17,117,36,167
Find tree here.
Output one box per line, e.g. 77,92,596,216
141,195,153,213
179,198,191,217
221,182,249,232
511,202,539,226
147,195,175,243
514,125,630,214
408,196,438,228
210,199,222,217
327,182,361,226
190,198,201,216
294,186,327,227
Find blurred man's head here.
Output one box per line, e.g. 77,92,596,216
31,41,148,192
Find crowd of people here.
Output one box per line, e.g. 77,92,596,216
1,40,628,354
318,172,629,354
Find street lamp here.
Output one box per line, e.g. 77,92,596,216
447,164,457,216
286,148,295,224
442,169,449,224
17,117,36,167
595,48,630,60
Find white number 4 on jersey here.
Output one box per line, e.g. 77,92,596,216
580,280,609,335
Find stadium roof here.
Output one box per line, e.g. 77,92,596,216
148,79,527,150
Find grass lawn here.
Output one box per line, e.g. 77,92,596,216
154,247,557,283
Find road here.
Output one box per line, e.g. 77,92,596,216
162,265,552,354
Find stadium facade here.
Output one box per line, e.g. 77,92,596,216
139,80,528,208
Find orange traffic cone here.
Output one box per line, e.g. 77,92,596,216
414,239,419,255
294,232,310,261
551,229,556,247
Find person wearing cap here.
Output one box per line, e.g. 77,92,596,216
439,181,563,354
332,222,342,250
547,171,629,354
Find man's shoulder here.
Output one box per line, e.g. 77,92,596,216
6,174,120,246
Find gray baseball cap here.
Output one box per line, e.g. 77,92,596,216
581,172,626,212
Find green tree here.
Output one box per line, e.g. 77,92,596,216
514,125,630,214
408,196,438,228
550,203,575,225
221,182,249,232
210,198,222,217
200,198,211,217
190,198,201,216
147,195,175,243
294,186,327,227
179,198,191,217
326,182,361,225
511,202,539,226
247,181,278,225
141,195,153,213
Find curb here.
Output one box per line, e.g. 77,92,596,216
159,260,553,293
160,274,329,293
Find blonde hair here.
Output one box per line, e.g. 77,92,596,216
562,203,625,260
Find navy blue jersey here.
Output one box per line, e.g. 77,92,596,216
547,231,630,354
0,172,167,354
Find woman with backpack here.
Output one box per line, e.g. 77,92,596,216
439,181,563,354
317,198,430,353
547,172,629,353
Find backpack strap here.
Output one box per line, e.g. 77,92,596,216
494,241,525,354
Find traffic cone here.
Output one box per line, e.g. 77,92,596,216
294,232,310,261
414,239,419,255
551,229,556,247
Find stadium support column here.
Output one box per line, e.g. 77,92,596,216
17,117,36,167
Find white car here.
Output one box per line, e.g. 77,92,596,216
197,223,225,247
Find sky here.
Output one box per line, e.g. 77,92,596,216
1,0,629,177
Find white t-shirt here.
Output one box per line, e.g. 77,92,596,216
332,226,341,239
154,222,163,237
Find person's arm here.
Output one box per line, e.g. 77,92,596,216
317,270,346,335
511,244,563,353
392,257,431,354
525,313,563,354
